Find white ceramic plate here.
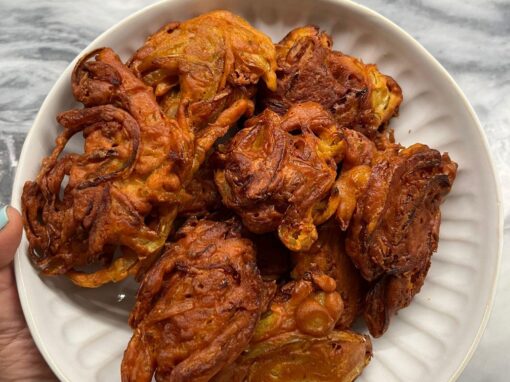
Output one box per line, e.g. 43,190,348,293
12,0,503,381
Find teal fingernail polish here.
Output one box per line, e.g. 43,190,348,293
0,205,9,231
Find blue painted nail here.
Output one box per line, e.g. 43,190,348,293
0,205,9,231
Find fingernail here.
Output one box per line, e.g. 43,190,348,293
0,205,9,231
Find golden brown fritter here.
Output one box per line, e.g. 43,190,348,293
346,144,457,281
214,268,370,381
214,102,345,252
22,48,193,286
343,144,457,336
129,10,277,133
259,26,402,138
212,330,372,382
121,219,267,382
291,221,367,328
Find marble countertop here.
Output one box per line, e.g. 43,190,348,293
0,0,508,380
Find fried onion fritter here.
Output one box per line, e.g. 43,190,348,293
342,144,457,336
214,102,345,252
129,10,277,132
346,144,457,281
213,269,371,381
259,26,402,138
121,219,267,382
22,48,192,285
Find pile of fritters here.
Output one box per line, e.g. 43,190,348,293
21,11,457,382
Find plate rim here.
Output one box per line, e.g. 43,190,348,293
11,0,503,381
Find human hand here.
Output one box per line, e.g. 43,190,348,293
0,205,56,381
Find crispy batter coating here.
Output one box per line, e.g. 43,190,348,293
292,222,367,328
121,219,267,382
129,10,276,132
177,158,222,217
212,330,372,382
252,269,343,341
259,26,402,138
342,128,377,170
214,102,345,251
335,131,401,231
342,144,457,336
335,165,373,231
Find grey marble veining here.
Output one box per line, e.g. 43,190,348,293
0,0,150,205
0,0,508,380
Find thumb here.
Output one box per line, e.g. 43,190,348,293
0,205,56,381
0,205,23,269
